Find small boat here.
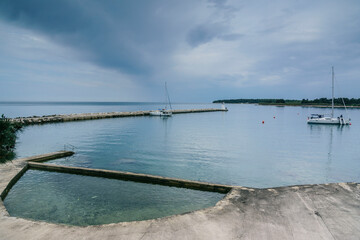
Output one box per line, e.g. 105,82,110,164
150,82,172,117
307,67,350,125
149,108,172,117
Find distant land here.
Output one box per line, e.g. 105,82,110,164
213,98,360,107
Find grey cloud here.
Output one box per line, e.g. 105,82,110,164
187,24,242,47
219,33,244,41
187,23,227,47
186,0,241,47
1,0,360,101
207,0,239,14
0,0,196,75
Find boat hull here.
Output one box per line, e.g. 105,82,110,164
307,117,350,125
149,110,172,117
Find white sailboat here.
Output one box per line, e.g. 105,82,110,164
307,67,350,125
149,82,172,117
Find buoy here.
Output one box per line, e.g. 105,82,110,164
262,121,264,124
273,116,275,119
350,123,352,125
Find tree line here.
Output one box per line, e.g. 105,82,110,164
213,98,360,106
213,99,298,104
301,98,360,106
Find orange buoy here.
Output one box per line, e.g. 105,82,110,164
262,120,264,124
273,116,275,119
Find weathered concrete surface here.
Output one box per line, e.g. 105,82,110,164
0,159,27,201
15,151,74,163
1,153,360,239
0,182,359,240
28,162,233,193
10,108,228,125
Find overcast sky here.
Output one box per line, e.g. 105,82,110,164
0,0,359,102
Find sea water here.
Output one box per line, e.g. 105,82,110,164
2,102,360,225
4,169,224,226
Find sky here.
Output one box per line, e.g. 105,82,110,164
0,0,359,102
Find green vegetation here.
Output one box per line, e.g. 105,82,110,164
301,98,360,106
213,99,300,105
0,115,22,163
213,98,360,106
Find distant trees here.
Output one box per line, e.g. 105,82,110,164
0,115,22,163
301,98,360,106
214,98,360,106
213,99,298,104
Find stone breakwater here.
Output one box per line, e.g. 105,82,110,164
10,108,228,125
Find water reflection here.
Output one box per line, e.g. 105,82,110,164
307,124,348,133
326,127,333,181
13,104,360,187
307,124,350,182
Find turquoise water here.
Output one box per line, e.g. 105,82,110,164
4,170,224,225
2,102,360,225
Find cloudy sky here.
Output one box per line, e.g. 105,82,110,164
0,0,359,102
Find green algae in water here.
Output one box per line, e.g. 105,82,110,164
4,170,225,226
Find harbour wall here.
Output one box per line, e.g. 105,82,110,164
10,108,228,125
28,162,233,193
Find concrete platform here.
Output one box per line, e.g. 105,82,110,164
0,153,359,240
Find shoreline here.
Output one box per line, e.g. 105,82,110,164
224,103,360,108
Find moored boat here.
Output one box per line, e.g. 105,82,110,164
307,67,350,125
149,109,172,117
150,82,172,117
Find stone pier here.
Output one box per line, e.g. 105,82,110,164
10,108,228,125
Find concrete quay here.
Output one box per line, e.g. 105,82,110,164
10,108,228,125
0,152,359,239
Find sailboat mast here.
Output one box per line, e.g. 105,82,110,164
331,66,334,118
165,82,172,110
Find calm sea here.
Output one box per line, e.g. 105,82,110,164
2,102,360,225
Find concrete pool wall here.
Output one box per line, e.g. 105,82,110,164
0,152,359,240
0,151,75,201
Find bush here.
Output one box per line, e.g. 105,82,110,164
0,115,22,163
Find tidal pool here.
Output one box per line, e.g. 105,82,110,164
4,169,225,226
